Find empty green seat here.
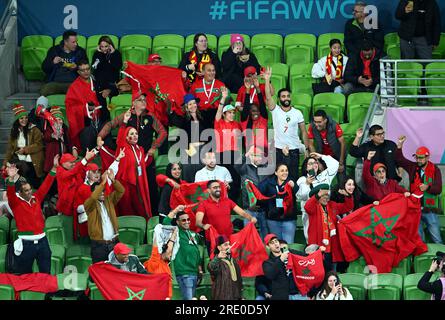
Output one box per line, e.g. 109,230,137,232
89,283,105,300
155,154,170,176
313,93,346,123
50,244,66,275
288,243,306,252
294,215,306,244
347,256,368,274
117,216,147,247
217,34,251,59
152,34,185,67
0,216,9,245
289,64,314,95
21,35,54,81
0,244,7,273
120,34,152,65
20,291,46,300
284,33,316,64
0,285,14,300
383,32,399,54
387,44,401,59
432,33,445,59
426,62,445,106
146,216,160,245
347,92,373,123
54,34,87,49
439,215,445,241
367,273,403,300
10,219,17,242
403,273,438,300
251,33,283,65
185,34,217,53
86,34,120,63
270,63,289,91
135,244,152,263
317,33,344,59
391,257,412,277
65,245,92,274
339,273,367,300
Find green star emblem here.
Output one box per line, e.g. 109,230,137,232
354,207,399,248
235,244,252,265
125,287,146,300
150,83,169,103
302,267,311,276
185,185,209,204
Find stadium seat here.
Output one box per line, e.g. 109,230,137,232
347,256,368,274
185,34,217,53
338,273,367,300
86,34,120,63
50,244,66,275
135,244,152,263
284,33,316,65
313,93,346,123
291,92,312,123
21,35,54,81
20,291,46,300
119,34,152,65
251,33,283,65
270,63,289,91
117,216,147,247
217,34,251,59
146,216,160,245
0,285,14,300
10,219,17,242
289,63,314,95
155,154,170,176
439,215,445,241
414,252,435,274
347,92,373,124
425,62,445,106
391,256,412,277
54,35,87,49
367,273,403,300
386,44,401,59
152,34,185,68
65,245,92,274
58,215,74,246
0,244,7,273
288,243,305,252
57,272,89,291
89,283,105,300
0,216,9,245
242,280,257,300
45,215,67,247
395,62,423,106
432,33,445,59
294,215,306,244
383,32,399,54
317,33,344,59
403,272,439,300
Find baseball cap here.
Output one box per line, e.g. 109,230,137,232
86,163,99,172
264,234,278,245
231,34,244,45
373,163,387,173
222,105,236,113
114,243,132,255
60,153,77,165
148,53,162,63
244,66,257,77
413,146,430,157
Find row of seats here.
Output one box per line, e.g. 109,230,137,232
21,32,445,81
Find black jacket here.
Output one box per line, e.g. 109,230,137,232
417,272,444,300
344,19,384,57
396,0,441,46
42,41,88,83
349,139,401,181
91,50,123,93
344,50,381,90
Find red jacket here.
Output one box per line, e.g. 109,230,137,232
362,159,407,201
304,194,353,262
7,172,56,235
56,160,88,215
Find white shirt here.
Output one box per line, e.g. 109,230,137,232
311,55,349,79
271,106,305,150
17,131,32,162
194,165,233,183
98,201,115,241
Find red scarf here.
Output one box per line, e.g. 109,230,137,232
325,53,343,81
410,161,436,206
360,50,376,78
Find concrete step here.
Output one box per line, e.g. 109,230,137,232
0,127,10,138
0,141,8,156
0,110,14,127
4,92,40,111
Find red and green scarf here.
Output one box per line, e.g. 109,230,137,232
245,180,294,216
410,162,438,208
326,53,343,81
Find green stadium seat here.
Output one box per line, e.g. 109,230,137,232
383,32,399,54
195,285,212,299
55,35,87,49
146,216,160,245
21,35,54,81
172,284,183,300
251,33,283,65
439,215,445,241
57,272,89,291
0,216,9,245
45,215,67,247
155,154,170,176
270,63,289,91
403,272,439,300
284,33,316,65
313,93,346,123
119,34,152,65
58,215,74,246
152,34,185,68
294,215,306,244
395,62,423,106
347,256,368,274
0,244,7,273
0,285,14,300
89,283,105,300
338,273,367,300
425,62,445,106
20,291,46,300
317,33,344,59
10,219,17,242
291,93,312,123
391,256,412,277
117,216,147,247
135,244,152,263
427,243,445,255
289,63,314,95
288,243,305,252
217,34,251,59
367,273,403,300
432,33,445,59
86,34,120,63
185,34,217,53
50,244,66,275
242,277,256,300
413,252,435,274
347,92,373,124
387,44,401,59
65,245,92,274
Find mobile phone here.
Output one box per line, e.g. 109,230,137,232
308,169,316,177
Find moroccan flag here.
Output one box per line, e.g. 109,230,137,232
338,193,427,273
124,61,187,123
88,262,170,300
170,180,227,232
288,250,325,296
208,223,268,277
244,180,273,207
0,273,58,295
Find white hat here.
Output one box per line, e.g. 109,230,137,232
36,96,49,109
222,105,236,113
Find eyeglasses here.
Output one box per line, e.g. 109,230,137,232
179,218,190,222
373,132,385,137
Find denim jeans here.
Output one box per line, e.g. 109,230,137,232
266,219,296,244
13,236,52,275
418,211,443,244
245,209,269,240
289,294,308,300
176,275,198,300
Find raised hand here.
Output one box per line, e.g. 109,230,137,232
85,148,96,161
262,66,272,81
116,148,126,161
53,154,60,169
356,128,364,139
367,150,376,160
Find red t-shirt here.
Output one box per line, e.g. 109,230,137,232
241,117,269,151
191,79,226,111
308,124,343,156
236,84,266,107
198,197,237,238
214,119,242,153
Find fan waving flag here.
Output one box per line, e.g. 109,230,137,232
88,262,170,300
288,250,325,296
244,180,273,207
338,193,427,273
208,223,268,277
124,61,187,121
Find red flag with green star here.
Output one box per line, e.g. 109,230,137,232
288,250,325,295
170,181,227,232
338,193,427,273
208,223,268,277
88,262,169,300
244,180,273,207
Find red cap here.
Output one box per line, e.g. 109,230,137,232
114,243,132,255
413,146,430,157
264,233,278,245
244,66,257,77
60,153,77,165
148,53,161,63
373,162,387,173
86,163,99,171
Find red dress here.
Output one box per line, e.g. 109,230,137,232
115,126,152,219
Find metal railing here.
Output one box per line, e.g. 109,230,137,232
360,84,381,144
380,58,445,107
0,0,16,45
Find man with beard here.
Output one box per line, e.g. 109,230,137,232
264,66,309,183
194,152,232,188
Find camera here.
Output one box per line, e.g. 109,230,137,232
433,251,445,265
